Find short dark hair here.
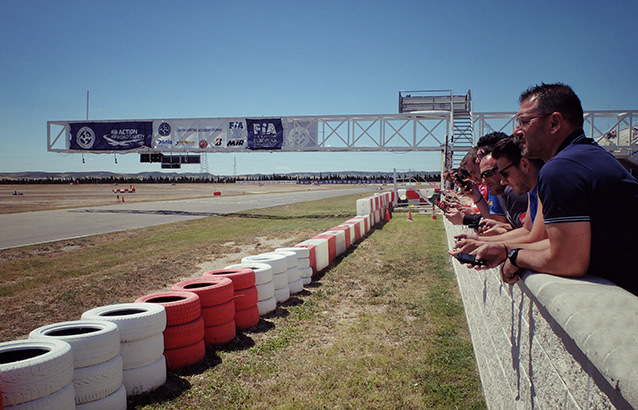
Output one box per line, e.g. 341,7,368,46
459,146,478,168
492,135,544,169
491,135,522,164
476,132,509,155
519,83,584,128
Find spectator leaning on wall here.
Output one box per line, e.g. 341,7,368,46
467,83,638,296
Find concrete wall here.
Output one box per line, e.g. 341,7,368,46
444,220,638,409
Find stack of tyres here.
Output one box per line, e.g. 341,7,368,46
203,268,259,330
276,247,313,286
241,253,289,304
134,292,205,370
273,250,303,295
29,320,126,409
81,303,167,395
171,277,236,346
225,262,276,316
0,339,76,409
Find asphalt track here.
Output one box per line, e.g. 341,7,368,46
0,187,372,250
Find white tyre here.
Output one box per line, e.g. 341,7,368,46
272,271,288,289
0,339,74,406
256,281,275,301
225,262,273,285
273,250,298,268
288,278,304,295
119,333,164,370
299,267,313,279
275,247,310,258
122,355,167,397
5,381,75,410
257,296,277,316
297,257,311,268
81,303,166,342
286,267,301,283
73,354,123,404
302,276,312,286
76,383,126,410
241,253,287,274
29,320,120,368
274,286,290,303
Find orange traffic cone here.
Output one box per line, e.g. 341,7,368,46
385,209,391,222
407,209,413,222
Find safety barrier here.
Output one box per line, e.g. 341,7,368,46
444,219,638,409
0,191,393,404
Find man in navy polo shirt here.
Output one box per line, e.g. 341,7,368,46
472,83,638,296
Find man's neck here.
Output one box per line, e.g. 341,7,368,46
547,128,584,160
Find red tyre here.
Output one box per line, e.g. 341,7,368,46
203,268,255,291
135,291,201,326
235,305,259,330
233,286,258,311
204,320,236,345
163,339,206,370
171,277,234,307
200,299,235,326
163,316,205,350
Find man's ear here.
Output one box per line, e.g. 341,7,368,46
549,112,563,133
520,157,530,172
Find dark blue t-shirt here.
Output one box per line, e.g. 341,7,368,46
539,132,638,295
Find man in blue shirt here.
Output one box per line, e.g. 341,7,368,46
473,83,638,295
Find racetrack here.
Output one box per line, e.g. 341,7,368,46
0,186,374,249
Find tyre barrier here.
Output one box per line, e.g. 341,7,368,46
180,275,236,345
273,250,303,295
0,339,75,409
135,292,205,370
294,244,317,278
81,303,167,394
202,269,259,330
241,253,289,304
28,320,124,407
0,192,392,406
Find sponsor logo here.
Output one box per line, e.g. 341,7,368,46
214,137,223,146
227,139,244,147
156,138,172,146
229,121,244,139
199,139,209,149
176,140,195,146
158,122,171,136
76,126,96,149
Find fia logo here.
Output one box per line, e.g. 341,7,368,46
77,126,96,149
253,123,277,135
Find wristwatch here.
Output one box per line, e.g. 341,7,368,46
507,248,521,267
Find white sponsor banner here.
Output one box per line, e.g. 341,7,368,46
153,119,228,151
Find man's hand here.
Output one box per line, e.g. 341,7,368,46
479,221,511,236
444,209,464,225
472,242,508,269
500,260,521,285
454,232,478,241
454,238,483,253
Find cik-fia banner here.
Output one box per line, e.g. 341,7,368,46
69,122,153,151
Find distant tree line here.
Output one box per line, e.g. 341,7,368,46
0,172,440,185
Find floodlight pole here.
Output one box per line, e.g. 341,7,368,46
86,90,89,120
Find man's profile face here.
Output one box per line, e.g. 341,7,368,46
514,97,550,159
480,154,505,195
496,156,526,195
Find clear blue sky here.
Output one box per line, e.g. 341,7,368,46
1,0,637,175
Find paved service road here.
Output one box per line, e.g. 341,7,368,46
0,188,372,250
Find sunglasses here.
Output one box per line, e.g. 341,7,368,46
480,167,499,179
498,162,516,178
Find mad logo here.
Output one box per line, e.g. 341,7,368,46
200,139,209,149
76,126,96,149
158,122,171,136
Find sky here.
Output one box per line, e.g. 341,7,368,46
1,0,637,176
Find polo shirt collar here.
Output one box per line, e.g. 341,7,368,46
556,129,586,154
